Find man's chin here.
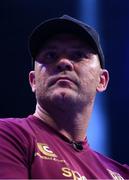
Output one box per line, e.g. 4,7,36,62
48,88,78,106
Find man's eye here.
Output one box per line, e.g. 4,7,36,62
69,51,86,61
44,52,58,63
46,52,57,58
37,52,58,64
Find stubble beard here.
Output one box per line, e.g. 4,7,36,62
36,84,93,113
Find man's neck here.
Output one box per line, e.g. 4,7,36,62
33,103,92,142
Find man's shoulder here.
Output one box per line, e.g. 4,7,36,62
0,115,36,140
0,116,26,123
0,115,32,128
92,150,129,177
94,150,128,166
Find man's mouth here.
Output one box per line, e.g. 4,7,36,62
48,76,78,87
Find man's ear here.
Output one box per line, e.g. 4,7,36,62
96,69,109,92
29,71,36,93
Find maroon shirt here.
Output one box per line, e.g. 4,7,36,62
0,115,129,179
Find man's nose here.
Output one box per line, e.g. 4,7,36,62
56,58,74,72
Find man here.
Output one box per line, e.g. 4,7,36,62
0,15,129,179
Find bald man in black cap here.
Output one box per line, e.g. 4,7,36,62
0,15,129,179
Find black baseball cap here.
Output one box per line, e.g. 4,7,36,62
29,15,105,68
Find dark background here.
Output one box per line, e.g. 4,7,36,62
0,0,129,164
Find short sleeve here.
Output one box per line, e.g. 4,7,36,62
0,119,33,179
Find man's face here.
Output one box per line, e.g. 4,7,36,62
29,33,109,111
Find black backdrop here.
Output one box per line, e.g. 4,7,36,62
0,0,129,164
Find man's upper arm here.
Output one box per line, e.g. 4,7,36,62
0,120,29,179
